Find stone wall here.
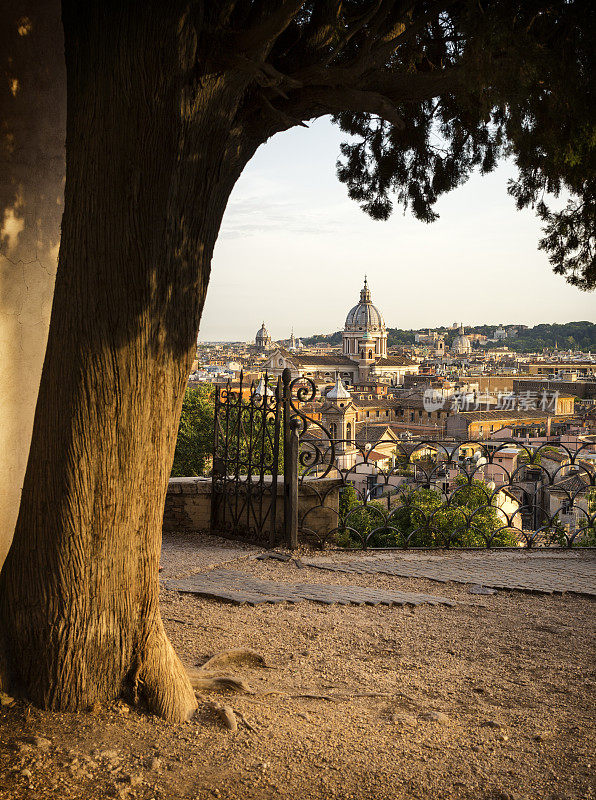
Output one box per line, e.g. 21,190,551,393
163,478,213,533
163,476,342,544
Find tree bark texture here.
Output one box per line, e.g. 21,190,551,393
0,2,258,721
0,0,471,721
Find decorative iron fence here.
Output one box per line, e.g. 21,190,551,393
212,372,596,549
211,369,333,546
298,436,596,549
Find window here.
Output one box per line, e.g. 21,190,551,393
366,411,370,418
330,423,337,438
346,422,352,444
386,410,389,416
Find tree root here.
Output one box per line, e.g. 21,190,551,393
235,708,256,732
206,701,237,731
136,622,198,723
186,649,270,729
199,648,269,671
186,648,269,696
187,672,253,694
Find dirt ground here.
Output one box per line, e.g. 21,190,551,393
0,534,594,800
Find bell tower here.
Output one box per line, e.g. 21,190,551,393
357,331,377,383
321,377,357,467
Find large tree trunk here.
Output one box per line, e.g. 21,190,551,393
0,2,256,721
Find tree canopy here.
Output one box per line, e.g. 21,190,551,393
211,0,594,288
329,1,595,288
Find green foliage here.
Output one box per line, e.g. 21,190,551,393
300,331,343,346
336,484,388,548
337,477,517,548
332,1,595,289
488,322,596,353
517,446,562,466
583,489,596,546
386,329,417,347
171,386,215,477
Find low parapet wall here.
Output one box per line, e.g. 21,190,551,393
163,476,341,543
164,478,213,533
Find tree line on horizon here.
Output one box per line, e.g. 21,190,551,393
301,321,596,353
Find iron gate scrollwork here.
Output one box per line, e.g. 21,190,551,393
211,368,330,546
211,370,281,545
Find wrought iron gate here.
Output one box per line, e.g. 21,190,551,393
211,368,324,546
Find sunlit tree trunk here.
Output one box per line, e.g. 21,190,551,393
0,1,256,721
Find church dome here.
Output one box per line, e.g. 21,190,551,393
452,323,471,354
344,278,385,331
255,322,272,351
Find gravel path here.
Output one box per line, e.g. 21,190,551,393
299,550,596,596
0,533,593,800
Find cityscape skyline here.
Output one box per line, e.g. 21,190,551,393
197,318,594,346
200,117,594,342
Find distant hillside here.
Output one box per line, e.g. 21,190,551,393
301,323,596,353
300,331,343,346
491,322,596,353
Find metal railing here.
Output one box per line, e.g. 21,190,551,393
212,371,596,549
297,435,596,549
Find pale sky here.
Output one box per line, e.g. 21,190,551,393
199,117,594,342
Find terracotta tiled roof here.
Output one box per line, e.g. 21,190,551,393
550,473,594,494
354,424,398,445
455,410,572,422
294,355,358,367
540,450,570,463
351,398,396,408
375,356,417,367
367,449,392,461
